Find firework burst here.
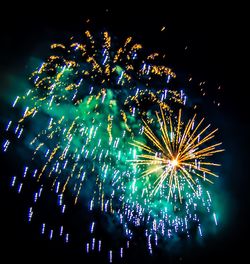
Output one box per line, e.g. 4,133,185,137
1,26,224,261
130,106,224,202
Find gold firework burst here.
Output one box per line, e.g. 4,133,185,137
130,107,224,202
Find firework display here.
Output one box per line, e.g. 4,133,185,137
2,28,223,261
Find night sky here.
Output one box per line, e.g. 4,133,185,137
0,3,248,263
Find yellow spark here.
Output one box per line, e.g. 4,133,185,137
51,43,66,49
161,26,166,31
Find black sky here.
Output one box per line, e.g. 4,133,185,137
0,3,248,263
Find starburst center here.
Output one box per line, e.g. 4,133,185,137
170,158,179,168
